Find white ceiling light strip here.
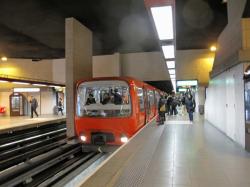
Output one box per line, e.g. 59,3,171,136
168,69,175,75
14,88,40,92
32,83,47,87
12,82,30,85
170,74,176,79
151,6,174,40
166,61,175,69
162,45,175,59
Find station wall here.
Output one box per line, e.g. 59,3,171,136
176,49,215,86
52,59,66,84
205,63,245,147
0,92,11,115
121,52,169,81
0,88,57,116
0,58,53,81
93,53,121,77
92,50,214,85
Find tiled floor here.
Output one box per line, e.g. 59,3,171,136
0,114,66,132
82,114,250,187
141,115,250,187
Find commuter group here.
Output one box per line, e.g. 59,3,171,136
158,89,196,124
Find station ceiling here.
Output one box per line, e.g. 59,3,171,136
0,0,227,59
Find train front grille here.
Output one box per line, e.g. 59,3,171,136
91,132,115,145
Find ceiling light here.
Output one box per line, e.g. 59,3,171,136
170,74,176,79
168,69,175,75
210,45,217,52
166,61,175,69
162,45,175,59
0,80,8,83
1,56,7,61
14,88,40,92
151,6,174,40
12,82,30,85
32,83,47,87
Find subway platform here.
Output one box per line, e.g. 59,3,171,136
0,114,66,133
80,115,250,187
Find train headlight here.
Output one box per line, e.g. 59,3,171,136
121,135,128,143
80,135,87,142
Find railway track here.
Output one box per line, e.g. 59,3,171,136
0,123,67,171
0,123,109,187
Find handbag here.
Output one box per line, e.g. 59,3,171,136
160,104,166,112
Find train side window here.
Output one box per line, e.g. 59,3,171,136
155,91,160,108
137,88,144,112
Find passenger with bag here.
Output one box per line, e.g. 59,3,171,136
158,97,166,125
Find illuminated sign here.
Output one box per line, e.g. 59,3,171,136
177,80,198,87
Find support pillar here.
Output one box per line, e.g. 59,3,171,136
65,18,92,138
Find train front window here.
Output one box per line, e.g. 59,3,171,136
77,80,131,117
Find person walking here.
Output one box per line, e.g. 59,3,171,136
30,96,38,118
58,97,64,115
185,94,196,123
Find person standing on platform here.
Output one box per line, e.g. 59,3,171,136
30,96,38,118
58,97,64,115
158,96,166,125
185,94,196,123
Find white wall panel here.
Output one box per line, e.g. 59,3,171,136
205,63,245,147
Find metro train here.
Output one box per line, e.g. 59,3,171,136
75,77,161,146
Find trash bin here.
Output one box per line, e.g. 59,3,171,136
198,105,204,115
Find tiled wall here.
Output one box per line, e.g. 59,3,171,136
205,63,245,147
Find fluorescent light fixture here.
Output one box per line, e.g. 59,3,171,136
162,45,175,59
166,61,175,69
32,83,47,87
170,74,176,79
14,88,40,92
151,6,174,40
168,69,175,75
1,56,7,61
0,80,8,83
12,82,30,85
210,45,217,52
176,80,198,87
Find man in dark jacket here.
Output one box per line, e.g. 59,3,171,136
185,94,196,123
111,88,122,105
30,96,38,118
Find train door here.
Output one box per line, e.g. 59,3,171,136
137,87,146,126
154,91,160,116
143,88,150,123
148,90,155,120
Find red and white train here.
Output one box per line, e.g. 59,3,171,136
75,77,161,146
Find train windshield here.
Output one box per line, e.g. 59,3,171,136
77,80,131,117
